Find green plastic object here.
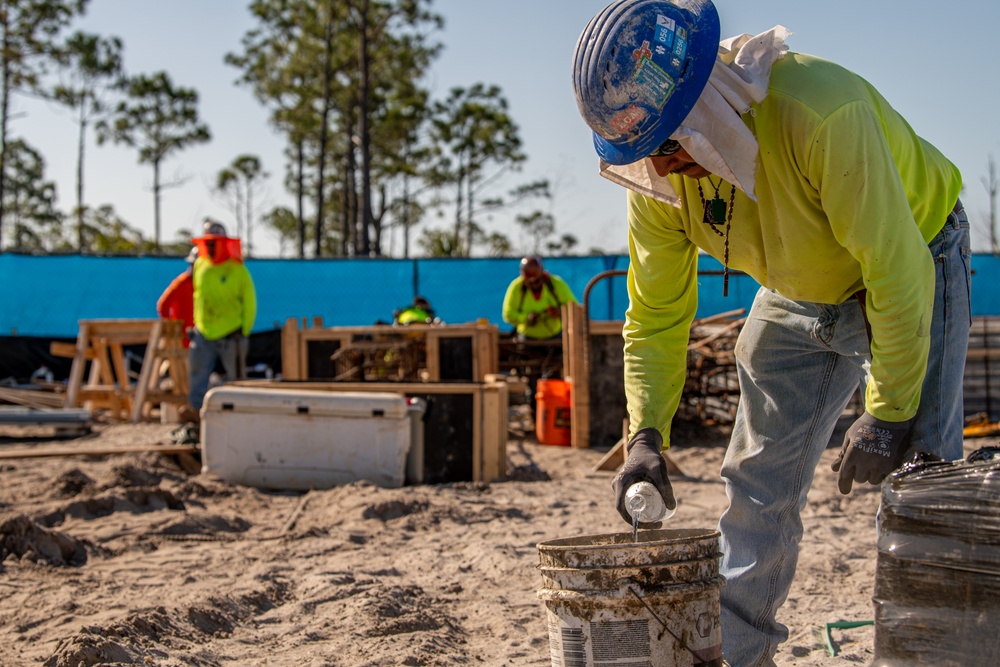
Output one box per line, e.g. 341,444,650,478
824,620,874,657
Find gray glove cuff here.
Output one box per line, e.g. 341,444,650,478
852,412,913,447
856,411,912,430
626,427,663,454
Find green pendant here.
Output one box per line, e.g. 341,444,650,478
708,197,727,225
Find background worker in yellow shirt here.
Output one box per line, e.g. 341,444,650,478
186,221,257,420
502,256,577,341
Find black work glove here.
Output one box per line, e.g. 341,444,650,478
612,428,676,526
832,412,913,495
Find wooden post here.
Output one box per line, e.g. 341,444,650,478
131,319,164,422
281,317,302,380
424,331,441,381
130,319,189,423
480,380,508,482
64,321,90,408
563,302,590,448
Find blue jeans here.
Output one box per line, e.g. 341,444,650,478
718,204,971,667
187,328,247,410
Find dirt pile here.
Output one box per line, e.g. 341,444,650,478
0,418,933,666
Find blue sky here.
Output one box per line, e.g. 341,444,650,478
13,0,1000,256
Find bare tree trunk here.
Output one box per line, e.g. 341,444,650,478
403,172,413,260
453,160,464,257
314,2,335,258
335,146,360,257
348,157,360,256
0,48,10,250
465,175,476,256
357,0,372,257
296,140,305,259
371,184,385,255
340,164,349,256
235,187,244,242
246,178,253,257
153,159,162,252
76,109,86,251
12,190,23,248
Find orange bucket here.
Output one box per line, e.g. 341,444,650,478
536,379,572,446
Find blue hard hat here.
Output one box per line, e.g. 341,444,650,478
573,0,721,165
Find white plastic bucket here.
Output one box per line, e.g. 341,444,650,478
537,528,723,667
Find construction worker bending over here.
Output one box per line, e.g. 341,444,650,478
502,256,578,341
572,1,970,665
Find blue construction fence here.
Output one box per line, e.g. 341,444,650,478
3,252,1000,339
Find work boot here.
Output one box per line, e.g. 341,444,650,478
173,424,200,446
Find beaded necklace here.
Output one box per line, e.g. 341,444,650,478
697,177,736,297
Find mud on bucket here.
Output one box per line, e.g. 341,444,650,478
537,528,724,667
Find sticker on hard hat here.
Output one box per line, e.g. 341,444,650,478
632,40,652,61
611,105,648,134
673,27,689,61
633,58,676,110
655,15,676,48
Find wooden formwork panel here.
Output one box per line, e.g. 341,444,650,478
281,318,499,384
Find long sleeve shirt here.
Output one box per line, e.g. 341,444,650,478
625,52,962,446
502,273,578,339
192,258,257,341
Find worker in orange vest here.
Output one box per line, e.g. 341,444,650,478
156,246,198,348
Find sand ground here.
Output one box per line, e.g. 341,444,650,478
0,408,982,666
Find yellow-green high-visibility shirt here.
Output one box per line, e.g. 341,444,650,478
502,274,578,340
625,52,962,446
192,258,257,341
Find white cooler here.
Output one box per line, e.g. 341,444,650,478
200,386,425,490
